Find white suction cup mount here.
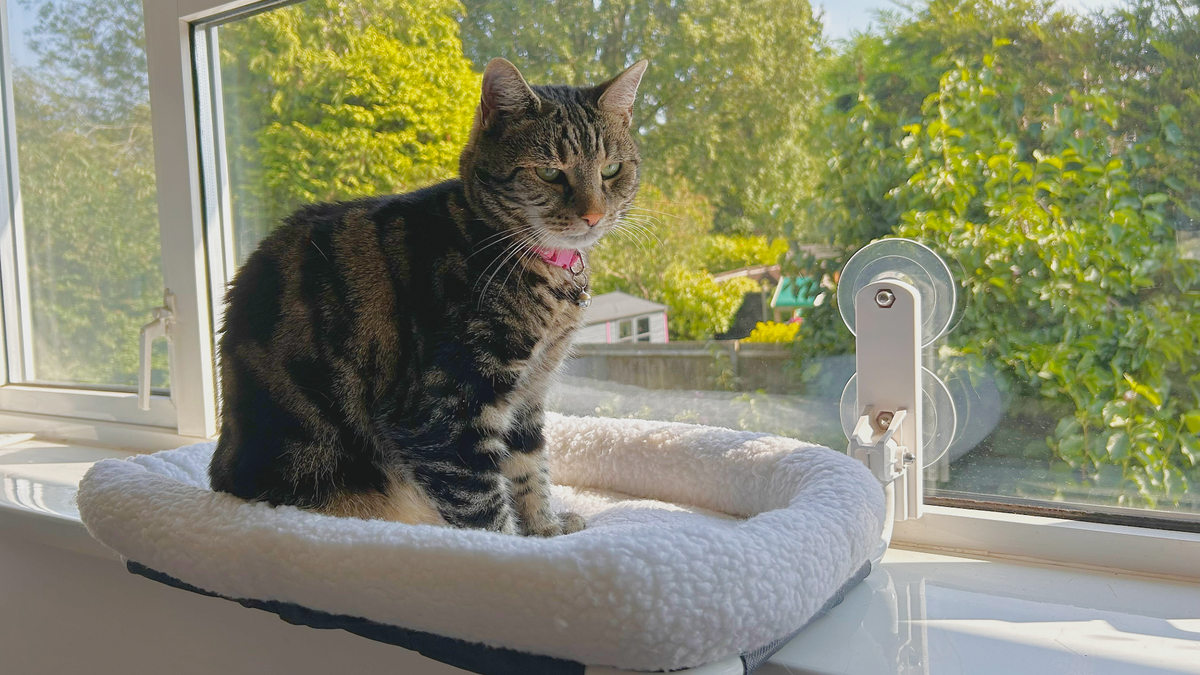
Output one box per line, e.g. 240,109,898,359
838,238,956,348
837,239,960,537
840,368,957,468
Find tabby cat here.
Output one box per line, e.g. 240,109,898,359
209,58,647,537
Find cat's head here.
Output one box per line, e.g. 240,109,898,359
460,58,647,251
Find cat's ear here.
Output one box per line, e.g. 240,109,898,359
595,60,648,127
478,58,540,129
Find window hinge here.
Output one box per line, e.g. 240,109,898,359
138,290,177,411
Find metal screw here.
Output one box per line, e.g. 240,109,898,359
875,411,894,428
875,289,895,308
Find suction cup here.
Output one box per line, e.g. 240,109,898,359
839,368,958,468
838,239,956,347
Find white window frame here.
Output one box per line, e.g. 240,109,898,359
617,318,634,342
0,0,216,440
0,0,1188,575
635,315,651,342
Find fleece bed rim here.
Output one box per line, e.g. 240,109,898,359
77,413,886,672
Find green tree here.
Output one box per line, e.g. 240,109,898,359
14,0,164,387
218,0,480,256
1091,0,1200,227
798,0,1092,246
459,0,823,236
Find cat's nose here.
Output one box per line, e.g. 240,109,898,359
581,212,604,227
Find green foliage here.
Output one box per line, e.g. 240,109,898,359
797,0,1092,244
744,321,800,343
660,268,760,341
793,0,1200,505
219,0,480,255
1090,0,1200,226
899,58,1200,504
700,235,788,274
590,180,788,340
459,0,823,236
806,52,1200,504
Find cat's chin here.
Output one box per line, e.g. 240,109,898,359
536,231,604,251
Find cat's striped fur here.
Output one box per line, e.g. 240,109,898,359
209,59,647,536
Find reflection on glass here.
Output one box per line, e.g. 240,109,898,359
777,549,1200,674
203,0,1200,520
9,0,165,388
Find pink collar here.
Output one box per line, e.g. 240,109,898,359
533,246,582,271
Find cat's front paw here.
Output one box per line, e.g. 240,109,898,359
559,510,586,534
522,510,586,537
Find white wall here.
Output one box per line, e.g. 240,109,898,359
0,529,469,675
574,322,608,344
651,312,668,343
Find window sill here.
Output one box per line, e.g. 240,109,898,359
893,504,1200,583
0,437,128,560
1,443,1197,675
0,408,204,452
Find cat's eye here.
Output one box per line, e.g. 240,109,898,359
535,167,562,182
601,162,621,178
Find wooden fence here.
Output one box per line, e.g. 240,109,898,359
565,341,800,393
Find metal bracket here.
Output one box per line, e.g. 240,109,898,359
849,279,923,522
138,290,177,411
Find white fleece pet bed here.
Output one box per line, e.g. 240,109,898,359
78,414,884,674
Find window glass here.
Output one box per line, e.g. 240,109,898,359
201,0,1200,523
7,0,166,388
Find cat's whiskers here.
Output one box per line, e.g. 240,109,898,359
499,231,547,295
611,225,651,253
628,205,681,220
477,235,535,308
624,209,666,223
623,218,664,236
617,216,662,245
468,225,537,261
473,238,526,303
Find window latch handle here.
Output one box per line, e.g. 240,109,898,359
138,291,177,411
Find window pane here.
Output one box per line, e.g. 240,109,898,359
213,0,476,266
202,0,1200,524
637,317,650,335
8,0,165,388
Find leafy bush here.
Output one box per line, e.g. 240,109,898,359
745,321,801,344
590,180,790,340
899,58,1200,504
15,0,166,387
659,268,761,341
801,52,1200,504
700,236,788,274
